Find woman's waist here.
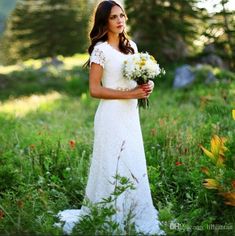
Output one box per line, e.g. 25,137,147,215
97,98,138,111
95,99,138,123
102,80,136,91
103,85,134,91
99,98,137,104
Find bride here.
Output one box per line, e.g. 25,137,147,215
57,1,165,235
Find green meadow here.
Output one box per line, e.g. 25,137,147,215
0,55,234,235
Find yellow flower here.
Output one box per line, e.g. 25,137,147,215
200,135,227,166
139,59,146,67
219,192,235,206
232,109,235,120
200,144,215,161
216,155,225,167
201,167,210,176
211,135,227,157
203,178,221,190
150,55,156,62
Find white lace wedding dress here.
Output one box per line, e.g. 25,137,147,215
57,41,165,235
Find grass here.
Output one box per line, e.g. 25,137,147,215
0,56,234,235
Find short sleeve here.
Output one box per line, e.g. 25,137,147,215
130,40,138,53
89,47,106,68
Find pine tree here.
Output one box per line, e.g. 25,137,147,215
205,0,235,69
2,0,91,63
124,0,205,63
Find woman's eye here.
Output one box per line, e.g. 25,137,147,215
110,13,125,20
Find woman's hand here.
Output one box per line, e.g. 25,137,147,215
140,80,154,98
129,80,155,99
129,85,149,99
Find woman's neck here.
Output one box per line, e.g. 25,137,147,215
107,33,120,48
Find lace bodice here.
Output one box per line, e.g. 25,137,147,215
89,41,138,90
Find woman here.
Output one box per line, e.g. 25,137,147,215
58,1,164,235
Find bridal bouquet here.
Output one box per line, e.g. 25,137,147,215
122,52,165,109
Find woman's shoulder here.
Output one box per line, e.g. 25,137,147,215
129,40,138,53
93,41,108,51
90,42,108,68
129,39,137,47
92,41,111,58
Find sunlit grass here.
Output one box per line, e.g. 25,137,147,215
62,54,89,69
0,64,22,74
0,91,62,117
0,57,234,235
0,53,89,74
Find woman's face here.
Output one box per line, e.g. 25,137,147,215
107,5,126,35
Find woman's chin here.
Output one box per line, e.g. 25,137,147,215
114,28,124,34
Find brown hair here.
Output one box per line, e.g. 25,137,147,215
84,0,134,67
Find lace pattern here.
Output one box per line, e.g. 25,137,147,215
90,47,106,68
56,40,165,235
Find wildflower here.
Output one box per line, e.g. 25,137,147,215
218,192,235,206
200,135,227,166
210,135,227,156
216,155,225,167
175,161,183,166
69,140,76,149
232,110,235,120
231,180,235,189
201,167,210,176
203,178,221,190
0,210,4,220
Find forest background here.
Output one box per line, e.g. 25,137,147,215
0,0,234,235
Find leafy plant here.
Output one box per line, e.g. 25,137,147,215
71,174,136,236
200,135,235,206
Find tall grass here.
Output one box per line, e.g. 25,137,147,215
0,57,234,235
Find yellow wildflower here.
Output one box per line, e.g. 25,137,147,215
219,192,235,206
201,167,210,176
203,178,221,190
200,144,215,161
200,135,227,166
210,135,227,157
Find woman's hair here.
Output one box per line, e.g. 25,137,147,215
84,0,134,67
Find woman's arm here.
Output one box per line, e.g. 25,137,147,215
89,63,152,99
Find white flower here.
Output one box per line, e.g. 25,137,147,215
122,52,164,82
